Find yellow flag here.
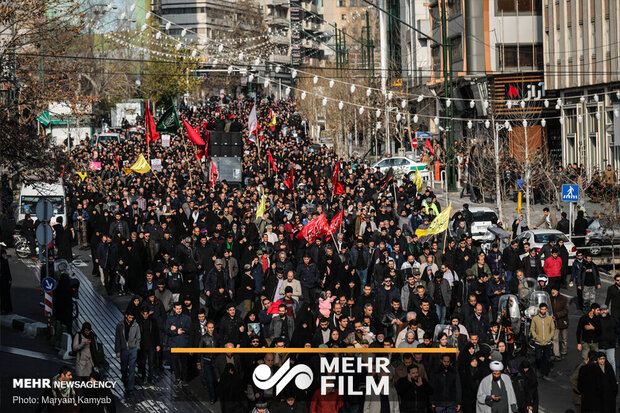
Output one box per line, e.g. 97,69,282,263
255,194,266,219
414,169,423,192
77,172,87,181
415,203,452,238
269,115,277,127
123,154,151,175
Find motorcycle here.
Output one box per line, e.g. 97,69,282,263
13,232,31,259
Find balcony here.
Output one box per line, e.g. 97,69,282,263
269,53,292,65
270,35,289,45
265,16,289,27
265,0,289,6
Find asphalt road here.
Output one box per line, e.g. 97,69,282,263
536,273,619,413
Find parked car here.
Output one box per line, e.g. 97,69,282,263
449,206,499,243
516,229,576,263
585,217,620,256
94,133,122,145
371,156,429,181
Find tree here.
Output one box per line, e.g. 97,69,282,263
139,35,202,105
0,0,94,179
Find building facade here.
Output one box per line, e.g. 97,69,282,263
423,0,546,159
543,0,620,174
160,0,261,42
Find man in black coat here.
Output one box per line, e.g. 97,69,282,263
578,351,617,413
396,364,433,413
137,306,160,384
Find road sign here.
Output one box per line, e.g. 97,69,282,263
36,223,53,246
411,137,418,149
41,277,57,292
415,131,432,140
561,184,579,202
35,199,53,222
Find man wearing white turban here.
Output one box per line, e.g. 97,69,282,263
476,361,518,413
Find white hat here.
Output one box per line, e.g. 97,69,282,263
490,361,504,372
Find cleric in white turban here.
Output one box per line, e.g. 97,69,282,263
476,361,518,413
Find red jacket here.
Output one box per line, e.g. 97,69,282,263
310,388,343,413
543,256,562,278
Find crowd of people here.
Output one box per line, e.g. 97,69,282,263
5,96,618,412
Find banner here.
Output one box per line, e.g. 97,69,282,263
151,158,162,172
88,161,101,171
161,134,171,147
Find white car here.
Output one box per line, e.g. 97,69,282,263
516,229,576,262
449,206,499,242
371,157,429,181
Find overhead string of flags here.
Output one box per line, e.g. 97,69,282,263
103,6,620,107
99,5,620,128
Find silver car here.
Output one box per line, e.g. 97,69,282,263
516,229,577,263
585,217,620,256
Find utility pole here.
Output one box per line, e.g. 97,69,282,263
361,0,453,169
440,0,456,191
379,0,389,155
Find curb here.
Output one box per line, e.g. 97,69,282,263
1,314,48,338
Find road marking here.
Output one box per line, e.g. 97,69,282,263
0,345,72,364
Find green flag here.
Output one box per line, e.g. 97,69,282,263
156,102,180,135
37,111,50,126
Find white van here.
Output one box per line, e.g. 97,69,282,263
17,180,67,225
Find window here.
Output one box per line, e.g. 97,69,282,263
431,46,441,72
497,0,542,14
565,109,577,134
337,0,345,6
497,45,544,70
350,0,357,6
472,212,498,224
534,233,569,244
20,196,64,215
588,106,599,132
451,35,463,61
341,14,346,20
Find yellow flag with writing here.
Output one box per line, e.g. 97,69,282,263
255,193,266,219
415,203,452,238
414,169,423,192
123,154,151,175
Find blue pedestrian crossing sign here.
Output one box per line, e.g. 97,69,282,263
561,184,579,202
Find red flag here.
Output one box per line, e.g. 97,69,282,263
326,209,343,238
332,162,345,195
209,159,218,187
267,150,278,173
296,213,329,243
145,102,160,143
284,166,294,192
195,148,205,161
114,152,120,170
425,138,434,156
182,117,206,146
